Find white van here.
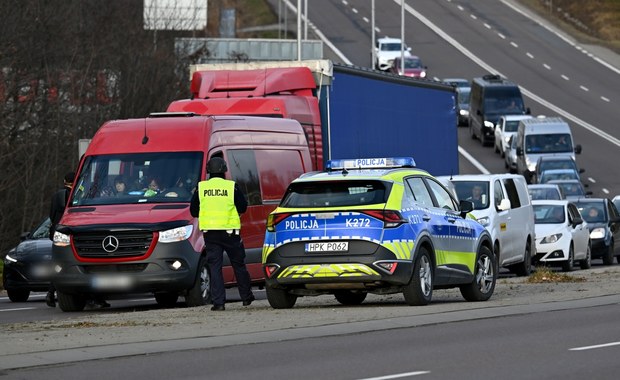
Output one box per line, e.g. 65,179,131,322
516,117,582,183
442,174,536,276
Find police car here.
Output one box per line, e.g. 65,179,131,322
262,157,496,308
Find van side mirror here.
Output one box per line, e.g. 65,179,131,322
579,168,585,173
516,147,523,156
526,107,531,115
459,200,474,217
407,47,412,52
586,191,593,196
477,109,482,116
574,144,582,154
497,198,511,211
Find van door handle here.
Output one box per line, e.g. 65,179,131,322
422,214,431,222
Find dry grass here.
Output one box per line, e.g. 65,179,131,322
526,266,586,283
520,0,620,53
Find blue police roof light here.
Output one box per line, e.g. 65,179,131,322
326,157,416,171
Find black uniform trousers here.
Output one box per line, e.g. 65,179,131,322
203,230,253,306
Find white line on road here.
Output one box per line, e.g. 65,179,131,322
498,33,506,39
458,146,491,174
363,16,369,23
470,14,477,20
357,371,431,380
601,96,610,102
526,52,534,59
510,41,519,48
603,188,610,194
0,307,37,312
543,63,551,70
588,177,596,183
580,85,589,92
484,23,491,29
570,341,620,351
352,8,358,14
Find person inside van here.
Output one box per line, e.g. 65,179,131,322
468,184,486,209
114,175,128,196
144,177,162,197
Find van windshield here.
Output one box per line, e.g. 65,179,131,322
525,133,573,153
451,181,490,210
483,88,525,114
71,152,203,206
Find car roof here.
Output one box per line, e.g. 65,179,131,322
502,115,533,121
537,155,575,162
540,168,577,174
572,197,606,204
441,173,525,182
378,37,402,43
528,184,561,189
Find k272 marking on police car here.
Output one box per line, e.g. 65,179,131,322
345,218,371,228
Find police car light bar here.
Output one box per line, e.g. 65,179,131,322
326,157,416,171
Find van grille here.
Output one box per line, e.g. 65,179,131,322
73,231,154,259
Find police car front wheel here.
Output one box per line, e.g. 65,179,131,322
460,246,496,302
403,247,433,306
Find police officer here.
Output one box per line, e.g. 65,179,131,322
190,157,255,311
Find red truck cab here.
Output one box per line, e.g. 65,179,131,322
52,114,311,311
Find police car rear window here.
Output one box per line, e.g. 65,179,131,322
281,181,388,208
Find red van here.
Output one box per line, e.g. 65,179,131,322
52,114,311,311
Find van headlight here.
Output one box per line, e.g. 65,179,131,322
159,225,193,243
477,216,490,227
459,109,469,116
590,228,605,239
484,121,494,128
53,231,71,247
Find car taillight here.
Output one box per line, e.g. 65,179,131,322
362,210,408,228
266,213,292,232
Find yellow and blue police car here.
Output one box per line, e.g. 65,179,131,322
262,157,497,308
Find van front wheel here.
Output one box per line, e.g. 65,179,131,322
185,256,211,307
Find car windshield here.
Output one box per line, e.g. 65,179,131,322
539,158,577,172
402,58,422,68
529,188,561,200
533,204,565,224
458,89,471,105
381,42,402,51
483,88,525,114
281,180,388,208
31,218,52,239
451,181,490,210
540,170,579,183
555,182,585,197
575,202,606,223
71,152,202,206
525,133,573,153
504,120,520,132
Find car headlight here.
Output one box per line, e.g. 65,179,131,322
459,109,469,116
590,228,605,239
420,71,427,78
4,254,17,263
477,216,490,227
158,225,193,243
541,233,562,244
504,136,511,143
53,231,71,247
484,121,494,128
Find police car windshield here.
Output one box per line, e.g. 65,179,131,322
70,152,203,206
281,181,388,208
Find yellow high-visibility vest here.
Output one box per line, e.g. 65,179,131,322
197,178,240,230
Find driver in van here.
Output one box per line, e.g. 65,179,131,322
467,185,485,209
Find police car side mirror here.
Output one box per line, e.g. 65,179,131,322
459,200,474,217
574,144,582,154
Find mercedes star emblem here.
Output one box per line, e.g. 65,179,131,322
102,235,120,253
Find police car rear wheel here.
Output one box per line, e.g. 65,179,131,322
266,285,297,309
460,246,496,302
403,247,433,306
185,256,211,307
57,291,87,312
334,290,367,305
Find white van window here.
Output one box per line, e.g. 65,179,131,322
503,179,522,208
452,181,489,210
493,180,505,208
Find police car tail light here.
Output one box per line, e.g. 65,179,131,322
267,213,292,232
264,264,280,278
363,210,407,228
376,261,398,274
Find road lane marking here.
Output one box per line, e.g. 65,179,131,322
543,63,551,70
601,96,610,102
526,52,534,59
570,341,620,351
498,33,506,39
580,85,589,92
352,8,358,14
510,41,518,48
358,371,430,380
484,23,491,29
587,177,596,183
459,146,491,174
602,188,610,194
363,16,369,23
0,307,37,312
561,74,570,80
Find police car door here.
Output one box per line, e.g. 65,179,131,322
404,177,454,283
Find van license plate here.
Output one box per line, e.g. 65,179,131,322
91,275,133,290
305,242,349,252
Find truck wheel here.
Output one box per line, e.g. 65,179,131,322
266,285,297,309
513,241,532,277
7,289,30,302
155,292,179,308
334,290,367,305
403,246,433,306
57,291,86,312
460,246,496,302
185,256,211,307
580,243,592,269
